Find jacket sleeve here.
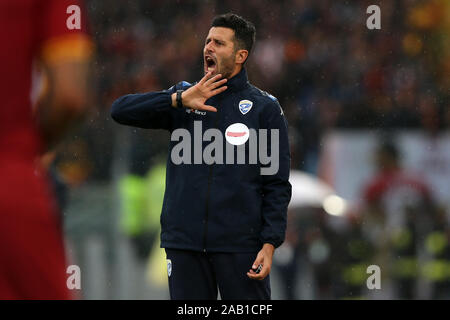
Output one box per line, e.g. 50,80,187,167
110,83,187,130
259,99,292,248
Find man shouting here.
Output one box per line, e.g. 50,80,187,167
111,13,291,300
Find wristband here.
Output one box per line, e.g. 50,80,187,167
176,90,184,109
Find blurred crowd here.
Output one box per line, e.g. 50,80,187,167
276,140,450,299
52,0,449,184
51,0,449,299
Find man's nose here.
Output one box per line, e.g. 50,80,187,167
204,42,214,53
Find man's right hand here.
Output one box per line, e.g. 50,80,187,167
171,71,227,112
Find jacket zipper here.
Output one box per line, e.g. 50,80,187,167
202,98,221,252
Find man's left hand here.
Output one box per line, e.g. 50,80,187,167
247,243,275,280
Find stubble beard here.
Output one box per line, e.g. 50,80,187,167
219,56,236,79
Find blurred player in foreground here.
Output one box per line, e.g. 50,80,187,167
0,0,92,299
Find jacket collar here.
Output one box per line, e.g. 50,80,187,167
224,67,249,93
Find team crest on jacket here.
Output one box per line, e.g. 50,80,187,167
238,100,253,115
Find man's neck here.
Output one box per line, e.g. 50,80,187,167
228,65,243,79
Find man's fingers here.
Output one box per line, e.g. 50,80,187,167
247,268,258,277
259,264,270,278
246,266,269,280
209,78,227,89
199,71,212,84
210,85,228,96
246,250,270,280
247,270,258,279
251,252,263,270
248,254,263,275
198,104,217,112
204,73,223,86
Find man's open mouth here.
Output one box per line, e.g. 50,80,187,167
205,56,217,73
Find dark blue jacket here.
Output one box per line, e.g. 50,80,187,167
111,68,291,253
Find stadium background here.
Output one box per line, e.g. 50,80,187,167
51,0,449,299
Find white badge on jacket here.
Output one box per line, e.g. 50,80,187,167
239,100,253,115
225,123,250,145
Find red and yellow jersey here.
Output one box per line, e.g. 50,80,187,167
0,0,92,299
0,0,93,161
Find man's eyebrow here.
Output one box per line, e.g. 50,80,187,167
205,36,227,43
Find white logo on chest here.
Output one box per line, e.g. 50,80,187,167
238,100,253,115
225,123,250,145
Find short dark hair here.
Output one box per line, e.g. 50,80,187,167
211,13,256,54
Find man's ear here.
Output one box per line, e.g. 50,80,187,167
235,49,249,65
